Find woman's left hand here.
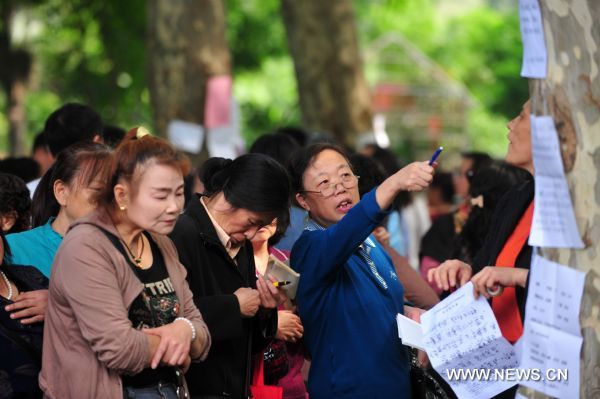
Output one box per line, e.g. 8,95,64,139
404,305,430,368
5,289,48,324
143,320,193,369
256,275,286,309
471,266,529,299
276,310,304,342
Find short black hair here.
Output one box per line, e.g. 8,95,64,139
348,153,385,197
0,173,32,233
430,172,455,204
0,157,40,183
461,151,493,179
32,131,49,152
274,126,309,148
44,103,104,156
201,154,291,223
249,132,300,167
1,229,12,266
367,145,400,177
267,209,290,247
453,161,531,263
32,142,111,227
288,142,350,194
102,125,126,148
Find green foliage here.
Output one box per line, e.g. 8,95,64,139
227,0,288,73
2,0,151,151
355,0,438,53
31,0,150,130
355,0,525,156
234,57,300,146
432,8,529,118
2,0,525,158
24,90,61,142
467,105,510,156
226,0,300,145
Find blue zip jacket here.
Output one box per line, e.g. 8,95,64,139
291,189,411,399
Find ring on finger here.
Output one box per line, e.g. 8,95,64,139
486,285,504,297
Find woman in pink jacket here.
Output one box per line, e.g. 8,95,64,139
40,128,211,399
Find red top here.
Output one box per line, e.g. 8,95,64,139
491,201,534,343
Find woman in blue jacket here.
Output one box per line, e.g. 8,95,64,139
288,143,434,399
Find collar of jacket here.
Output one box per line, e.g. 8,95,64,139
478,178,535,267
306,217,376,251
185,193,250,252
185,194,224,244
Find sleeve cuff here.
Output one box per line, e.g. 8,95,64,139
361,187,390,222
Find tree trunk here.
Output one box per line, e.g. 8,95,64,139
281,0,372,147
0,2,30,156
147,0,230,162
519,1,600,398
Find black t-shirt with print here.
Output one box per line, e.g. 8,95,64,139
122,235,180,388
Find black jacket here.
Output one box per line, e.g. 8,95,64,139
471,179,534,399
472,179,534,319
0,265,48,399
170,194,276,398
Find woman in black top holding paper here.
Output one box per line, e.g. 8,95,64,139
0,230,48,399
251,216,308,399
170,154,290,399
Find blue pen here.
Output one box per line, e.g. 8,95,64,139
428,146,443,165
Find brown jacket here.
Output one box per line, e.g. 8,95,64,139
39,209,210,399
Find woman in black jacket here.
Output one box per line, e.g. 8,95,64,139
0,230,48,399
428,100,535,342
170,154,290,399
428,101,535,399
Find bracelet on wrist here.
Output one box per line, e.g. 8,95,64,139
175,317,196,342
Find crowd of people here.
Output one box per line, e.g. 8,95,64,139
0,100,536,399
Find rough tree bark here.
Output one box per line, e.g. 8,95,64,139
0,2,32,156
281,0,372,147
519,1,600,398
147,0,230,162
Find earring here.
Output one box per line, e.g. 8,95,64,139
119,205,126,211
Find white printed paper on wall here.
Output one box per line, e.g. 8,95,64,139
529,115,584,248
519,254,585,399
519,0,547,78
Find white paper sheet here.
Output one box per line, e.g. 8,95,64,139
396,313,426,351
520,325,582,399
519,0,547,78
167,120,204,154
519,254,585,399
421,283,519,399
529,115,584,248
525,254,586,336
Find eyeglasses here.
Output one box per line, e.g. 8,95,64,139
301,174,360,198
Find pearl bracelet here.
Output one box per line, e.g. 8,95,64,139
175,317,196,342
